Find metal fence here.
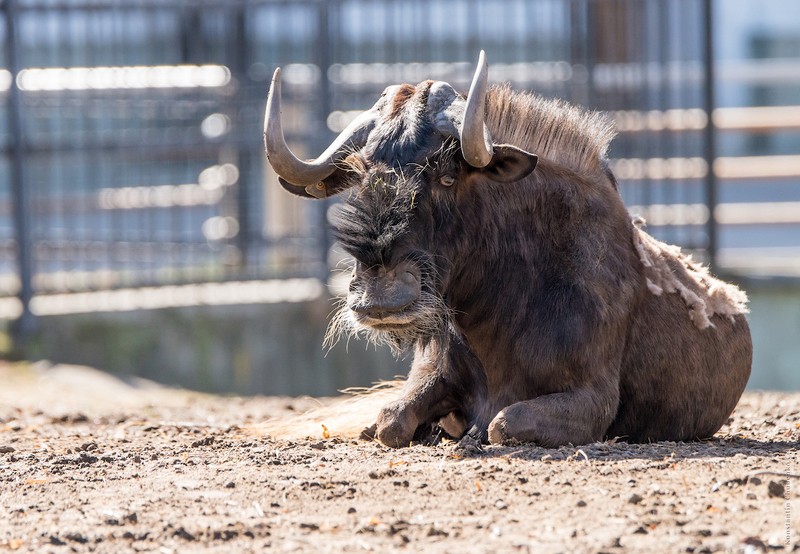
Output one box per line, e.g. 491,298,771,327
1,0,798,338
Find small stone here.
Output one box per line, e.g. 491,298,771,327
0,446,15,454
347,507,357,514
173,527,196,541
190,436,214,448
768,481,785,498
225,481,236,489
427,526,448,537
65,533,88,544
742,537,768,550
628,493,644,505
576,500,587,507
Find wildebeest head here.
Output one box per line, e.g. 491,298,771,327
263,52,538,352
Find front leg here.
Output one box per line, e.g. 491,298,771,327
375,333,487,448
487,385,619,447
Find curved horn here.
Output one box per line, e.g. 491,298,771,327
264,68,377,188
460,50,494,168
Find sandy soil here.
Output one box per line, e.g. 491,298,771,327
0,361,798,553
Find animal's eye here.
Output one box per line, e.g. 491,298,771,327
439,175,456,187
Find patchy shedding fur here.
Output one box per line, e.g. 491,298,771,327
486,84,616,179
632,219,749,329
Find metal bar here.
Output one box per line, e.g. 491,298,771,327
627,201,800,227
713,155,800,179
3,0,36,340
231,5,251,270
611,153,800,180
702,0,717,270
714,105,800,131
313,0,334,279
602,105,800,133
2,0,300,13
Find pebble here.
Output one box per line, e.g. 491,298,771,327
767,481,785,498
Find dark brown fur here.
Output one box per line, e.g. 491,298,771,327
283,82,752,448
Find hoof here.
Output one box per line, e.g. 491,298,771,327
360,423,377,441
375,402,417,448
438,412,467,439
487,410,508,445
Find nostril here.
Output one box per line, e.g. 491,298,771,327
349,302,377,318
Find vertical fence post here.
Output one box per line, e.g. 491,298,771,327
313,0,334,279
232,4,251,272
3,0,35,342
702,0,717,271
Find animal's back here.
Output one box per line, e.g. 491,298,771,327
608,227,752,442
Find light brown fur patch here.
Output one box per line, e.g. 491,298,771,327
249,381,404,441
389,83,417,119
631,220,749,329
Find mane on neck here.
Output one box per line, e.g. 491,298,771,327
485,84,616,179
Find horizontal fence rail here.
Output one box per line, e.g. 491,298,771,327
0,0,799,332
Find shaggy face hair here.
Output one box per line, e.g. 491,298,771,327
325,150,457,355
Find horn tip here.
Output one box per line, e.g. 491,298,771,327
266,67,283,134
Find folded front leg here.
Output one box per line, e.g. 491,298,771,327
375,333,487,448
487,386,619,447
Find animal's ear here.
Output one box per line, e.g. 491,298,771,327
278,168,355,199
478,144,538,183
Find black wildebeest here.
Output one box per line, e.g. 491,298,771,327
263,51,752,448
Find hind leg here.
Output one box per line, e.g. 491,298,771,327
488,387,617,447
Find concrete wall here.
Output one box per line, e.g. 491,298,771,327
745,279,800,390
24,297,405,397
15,280,800,395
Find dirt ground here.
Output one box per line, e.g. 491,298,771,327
0,361,798,553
